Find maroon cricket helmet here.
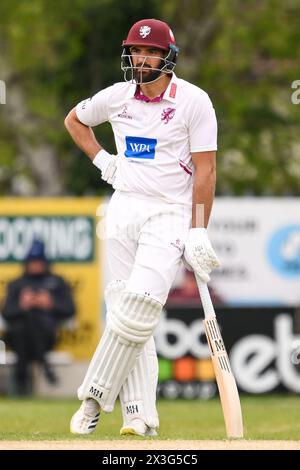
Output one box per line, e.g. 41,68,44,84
122,18,177,51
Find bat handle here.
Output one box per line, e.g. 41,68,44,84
195,274,216,319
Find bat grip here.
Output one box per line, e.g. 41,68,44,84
195,274,216,319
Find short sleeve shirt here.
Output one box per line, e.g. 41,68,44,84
76,74,217,205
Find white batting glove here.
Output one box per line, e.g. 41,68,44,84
93,149,118,185
183,228,220,283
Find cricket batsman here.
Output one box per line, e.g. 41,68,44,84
65,18,220,436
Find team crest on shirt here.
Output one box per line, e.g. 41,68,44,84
161,107,176,124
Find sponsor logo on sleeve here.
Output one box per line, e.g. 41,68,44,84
125,136,157,160
81,98,91,110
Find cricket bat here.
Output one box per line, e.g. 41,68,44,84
195,275,244,438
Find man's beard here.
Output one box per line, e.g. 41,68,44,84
133,67,162,84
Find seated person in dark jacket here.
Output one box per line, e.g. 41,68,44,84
2,239,75,394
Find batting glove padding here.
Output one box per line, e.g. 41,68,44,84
93,149,118,185
183,228,220,283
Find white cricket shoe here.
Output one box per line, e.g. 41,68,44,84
120,418,157,437
70,398,100,435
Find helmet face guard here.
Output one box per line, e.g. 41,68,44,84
121,44,178,85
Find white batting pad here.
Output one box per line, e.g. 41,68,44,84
108,291,161,343
78,291,162,412
120,335,159,429
105,280,159,429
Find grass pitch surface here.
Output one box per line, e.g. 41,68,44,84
0,395,299,441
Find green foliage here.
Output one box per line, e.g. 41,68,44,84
165,0,300,194
0,0,160,195
0,0,299,195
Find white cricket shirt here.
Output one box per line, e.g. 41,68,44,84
76,73,217,205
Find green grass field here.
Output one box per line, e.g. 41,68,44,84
0,395,299,441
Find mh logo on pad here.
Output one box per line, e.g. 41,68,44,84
125,136,157,160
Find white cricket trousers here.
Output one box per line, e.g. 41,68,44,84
104,190,192,304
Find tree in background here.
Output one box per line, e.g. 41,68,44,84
164,0,300,195
0,0,300,196
0,0,160,195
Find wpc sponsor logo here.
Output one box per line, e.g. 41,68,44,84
0,80,6,104
0,216,94,262
125,136,157,160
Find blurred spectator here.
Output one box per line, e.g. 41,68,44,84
167,269,224,306
1,240,75,395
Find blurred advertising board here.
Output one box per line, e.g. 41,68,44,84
209,198,300,306
0,198,102,360
156,304,300,396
